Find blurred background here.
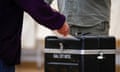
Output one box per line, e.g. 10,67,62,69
16,0,120,72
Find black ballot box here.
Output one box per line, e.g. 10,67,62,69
44,36,116,72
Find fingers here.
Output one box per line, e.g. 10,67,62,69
57,22,70,36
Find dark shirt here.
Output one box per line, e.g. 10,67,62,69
0,0,65,65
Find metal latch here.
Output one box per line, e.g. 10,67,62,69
59,42,64,52
97,51,104,60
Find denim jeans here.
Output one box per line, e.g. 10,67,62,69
70,22,109,36
0,60,15,72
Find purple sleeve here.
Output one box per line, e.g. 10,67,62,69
14,0,65,30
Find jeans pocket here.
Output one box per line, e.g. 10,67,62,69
96,21,109,32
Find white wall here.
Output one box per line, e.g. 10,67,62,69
110,0,120,39
21,12,36,49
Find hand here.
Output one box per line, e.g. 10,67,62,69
57,22,70,36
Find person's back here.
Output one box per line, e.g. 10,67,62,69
57,0,111,36
0,0,24,65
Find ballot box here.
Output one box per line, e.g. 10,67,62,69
44,36,116,72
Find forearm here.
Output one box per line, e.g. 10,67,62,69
14,0,65,30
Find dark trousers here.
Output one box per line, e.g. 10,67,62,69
0,59,15,72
